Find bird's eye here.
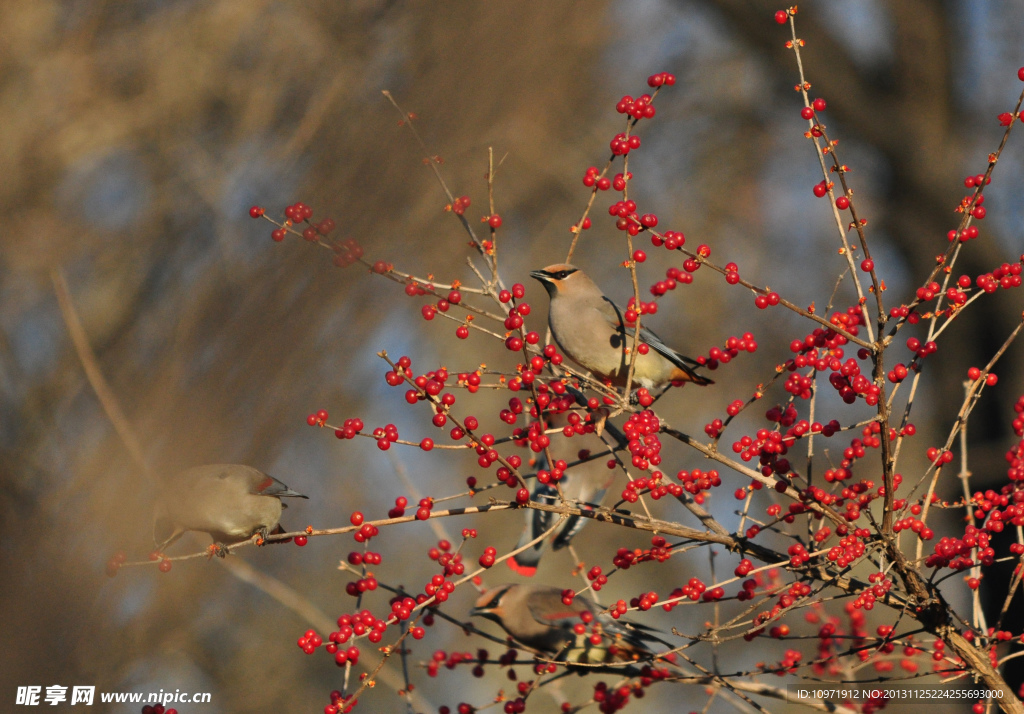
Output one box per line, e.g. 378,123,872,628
555,270,571,279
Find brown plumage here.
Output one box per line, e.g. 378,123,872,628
153,464,308,552
471,584,667,662
530,264,712,389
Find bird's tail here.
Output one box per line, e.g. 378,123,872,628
668,365,714,386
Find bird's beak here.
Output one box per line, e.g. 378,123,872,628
277,489,309,499
470,605,498,622
529,269,551,283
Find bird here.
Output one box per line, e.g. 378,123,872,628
471,584,669,662
506,458,611,577
153,464,308,553
530,264,712,390
508,404,619,576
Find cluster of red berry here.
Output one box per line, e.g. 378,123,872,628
230,12,1024,710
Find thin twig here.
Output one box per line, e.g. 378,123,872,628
51,268,151,481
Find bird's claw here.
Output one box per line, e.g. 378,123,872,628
253,527,270,546
207,543,229,559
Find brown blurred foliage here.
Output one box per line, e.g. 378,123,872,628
2,1,1023,711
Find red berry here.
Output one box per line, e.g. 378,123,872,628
350,512,364,526
836,196,850,210
295,536,308,546
812,98,826,112
158,559,172,573
488,214,503,229
800,107,814,120
775,10,788,23
633,250,647,263
860,259,874,272
1019,67,1024,81
249,206,264,218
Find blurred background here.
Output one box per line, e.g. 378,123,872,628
3,1,1024,711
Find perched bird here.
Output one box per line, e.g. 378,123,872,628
471,584,668,662
508,409,618,576
507,460,611,577
530,264,712,389
153,464,308,552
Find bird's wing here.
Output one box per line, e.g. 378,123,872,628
600,296,709,383
552,489,607,551
551,513,585,551
552,461,612,551
600,614,674,651
526,588,591,630
525,590,667,662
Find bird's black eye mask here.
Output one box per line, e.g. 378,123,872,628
482,586,512,609
550,268,576,280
